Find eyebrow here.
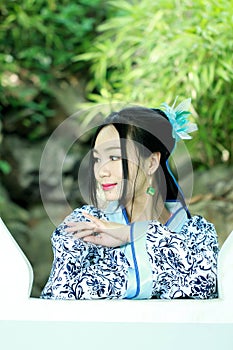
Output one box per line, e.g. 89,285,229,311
93,146,121,154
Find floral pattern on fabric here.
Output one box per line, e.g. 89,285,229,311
41,205,218,300
146,216,218,299
41,206,129,300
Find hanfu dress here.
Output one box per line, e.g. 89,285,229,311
41,201,218,300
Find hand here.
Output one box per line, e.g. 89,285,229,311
66,212,130,248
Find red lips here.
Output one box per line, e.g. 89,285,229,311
102,183,117,191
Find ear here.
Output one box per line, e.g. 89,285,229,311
147,152,161,175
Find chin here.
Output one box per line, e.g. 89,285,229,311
103,189,121,202
104,194,120,202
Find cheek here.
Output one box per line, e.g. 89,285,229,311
127,163,136,186
128,161,140,180
128,163,147,187
93,164,98,179
93,161,123,180
114,162,123,177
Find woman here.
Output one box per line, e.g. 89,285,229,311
41,100,218,300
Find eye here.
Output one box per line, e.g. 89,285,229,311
93,157,101,163
110,155,121,161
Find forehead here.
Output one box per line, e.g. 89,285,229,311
94,125,141,164
94,125,120,149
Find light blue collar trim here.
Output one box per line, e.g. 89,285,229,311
165,201,189,232
103,201,129,225
103,200,188,232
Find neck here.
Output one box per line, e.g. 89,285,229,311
126,192,170,224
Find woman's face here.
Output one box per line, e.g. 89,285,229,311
93,125,149,203
93,125,123,202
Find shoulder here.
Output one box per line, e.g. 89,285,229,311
180,215,219,249
147,215,218,247
148,215,216,235
51,205,108,243
180,215,217,238
64,204,108,223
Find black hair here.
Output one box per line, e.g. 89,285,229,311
89,106,186,213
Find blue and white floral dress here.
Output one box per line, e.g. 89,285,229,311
41,201,218,300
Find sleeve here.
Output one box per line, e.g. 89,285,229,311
40,205,129,300
146,215,219,299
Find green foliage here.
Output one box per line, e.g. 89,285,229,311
75,0,233,167
0,160,12,175
0,0,107,140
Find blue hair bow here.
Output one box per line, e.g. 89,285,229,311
160,97,198,142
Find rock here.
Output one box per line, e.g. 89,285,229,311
27,217,55,297
1,134,82,205
189,165,233,247
189,200,233,247
192,164,233,198
28,203,73,297
2,136,46,204
0,184,31,258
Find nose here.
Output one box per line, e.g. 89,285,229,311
97,161,111,178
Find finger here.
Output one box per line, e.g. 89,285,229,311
66,222,96,233
66,221,96,228
66,221,92,227
73,229,97,239
66,221,77,226
82,212,101,224
83,234,121,248
66,225,96,233
83,234,103,245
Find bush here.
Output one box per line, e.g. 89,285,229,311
0,0,107,141
75,0,233,167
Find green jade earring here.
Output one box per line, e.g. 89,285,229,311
146,186,155,196
146,174,155,196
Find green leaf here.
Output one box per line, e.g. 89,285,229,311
0,160,11,174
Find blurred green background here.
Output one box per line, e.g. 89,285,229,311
0,0,233,297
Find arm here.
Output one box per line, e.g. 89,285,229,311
66,212,130,247
146,216,219,299
66,215,155,300
41,206,102,299
126,216,218,300
41,206,130,300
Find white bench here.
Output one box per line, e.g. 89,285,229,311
0,217,233,349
